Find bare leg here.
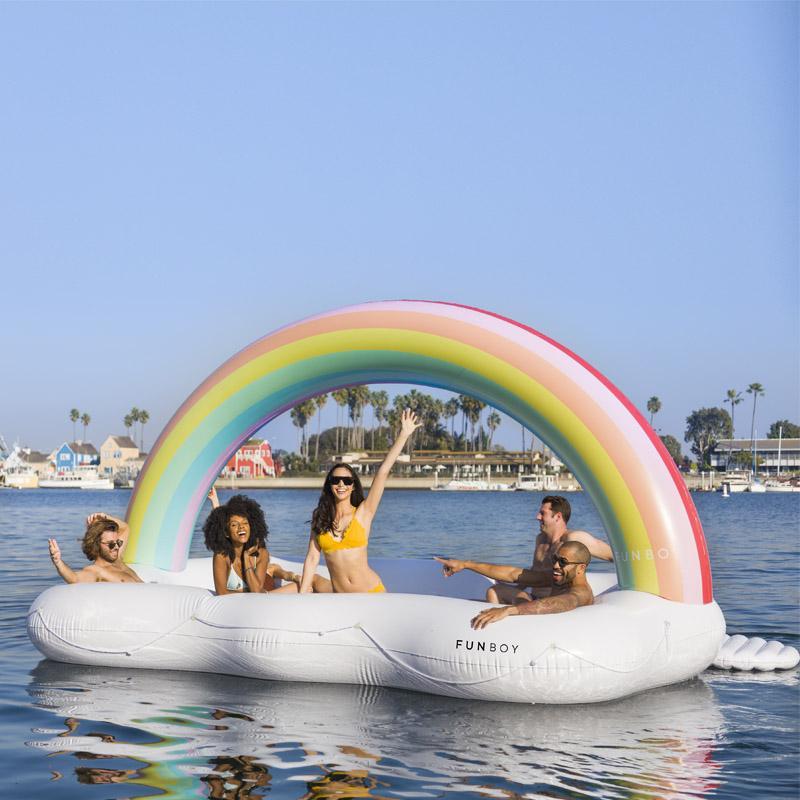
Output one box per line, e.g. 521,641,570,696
312,574,333,593
486,583,531,604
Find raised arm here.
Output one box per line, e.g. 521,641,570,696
298,532,322,594
48,539,79,583
362,409,422,517
435,556,523,584
207,486,220,509
565,530,614,562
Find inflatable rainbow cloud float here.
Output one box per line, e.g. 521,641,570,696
28,301,798,702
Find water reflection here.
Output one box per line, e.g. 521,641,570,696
26,660,727,799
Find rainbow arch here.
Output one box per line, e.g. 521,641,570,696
125,301,712,605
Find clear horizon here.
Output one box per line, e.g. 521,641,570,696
2,3,797,459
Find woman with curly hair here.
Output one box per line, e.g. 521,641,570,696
204,490,318,595
298,409,421,594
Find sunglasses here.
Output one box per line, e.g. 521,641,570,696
553,556,583,568
101,539,124,550
328,476,355,486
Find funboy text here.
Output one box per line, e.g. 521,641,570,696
455,639,519,654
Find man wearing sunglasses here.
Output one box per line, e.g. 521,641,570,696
48,513,142,584
470,541,593,629
435,495,611,605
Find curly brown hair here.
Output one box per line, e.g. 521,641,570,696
81,518,119,561
203,494,268,560
311,464,365,536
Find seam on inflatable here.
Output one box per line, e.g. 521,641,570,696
28,609,197,656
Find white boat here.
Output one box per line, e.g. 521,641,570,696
765,481,800,493
1,465,39,489
432,479,514,491
515,473,559,492
747,479,767,494
39,468,114,490
431,464,515,491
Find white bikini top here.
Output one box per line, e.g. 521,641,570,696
227,566,244,591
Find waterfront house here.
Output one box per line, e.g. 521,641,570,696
99,435,140,476
222,439,280,478
51,442,99,475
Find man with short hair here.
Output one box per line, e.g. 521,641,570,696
48,513,142,583
470,541,594,628
435,494,612,604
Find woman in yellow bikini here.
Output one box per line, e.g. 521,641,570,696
299,409,421,594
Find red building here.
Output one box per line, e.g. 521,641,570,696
222,439,281,478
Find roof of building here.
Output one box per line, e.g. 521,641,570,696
67,442,99,455
21,450,50,464
109,435,138,449
717,438,800,451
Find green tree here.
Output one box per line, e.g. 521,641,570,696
724,389,743,469
487,411,501,448
346,386,371,450
443,398,459,443
646,396,662,427
684,407,732,468
69,408,80,441
767,420,800,439
370,390,389,449
313,394,328,462
659,434,682,466
746,383,765,470
123,414,134,439
80,412,91,442
331,390,349,453
138,409,150,451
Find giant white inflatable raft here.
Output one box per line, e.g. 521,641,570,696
28,557,730,705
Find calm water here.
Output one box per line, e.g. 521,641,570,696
1,489,798,799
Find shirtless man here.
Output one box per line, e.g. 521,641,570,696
435,495,612,603
470,541,594,629
48,513,142,583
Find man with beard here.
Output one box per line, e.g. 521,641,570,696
434,495,611,604
470,541,594,628
48,513,142,583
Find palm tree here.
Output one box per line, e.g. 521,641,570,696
370,390,389,450
331,390,349,453
724,389,743,470
443,398,459,445
123,414,134,439
129,407,141,443
69,408,80,441
80,412,91,442
646,396,662,428
290,404,307,457
746,383,765,473
486,411,501,449
313,394,328,462
138,409,150,451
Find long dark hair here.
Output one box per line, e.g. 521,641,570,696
311,464,365,536
203,494,268,560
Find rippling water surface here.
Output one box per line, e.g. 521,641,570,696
1,489,798,799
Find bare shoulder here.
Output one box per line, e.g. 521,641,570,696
569,583,594,608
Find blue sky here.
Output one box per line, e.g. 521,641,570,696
1,2,796,457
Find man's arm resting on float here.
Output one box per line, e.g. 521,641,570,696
513,591,582,615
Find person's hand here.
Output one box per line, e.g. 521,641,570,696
434,556,465,577
286,571,301,585
245,545,259,562
471,605,516,630
86,513,107,527
399,409,422,438
48,538,62,563
207,486,219,508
